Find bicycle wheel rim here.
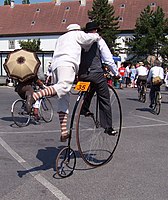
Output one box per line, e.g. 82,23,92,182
39,98,54,122
11,99,31,127
153,93,161,115
56,147,76,178
142,93,146,103
76,86,122,167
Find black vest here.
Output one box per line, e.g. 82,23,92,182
78,42,103,76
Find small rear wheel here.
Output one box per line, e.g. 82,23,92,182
11,99,31,127
56,146,76,178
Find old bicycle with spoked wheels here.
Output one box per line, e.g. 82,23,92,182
56,69,122,178
11,96,54,127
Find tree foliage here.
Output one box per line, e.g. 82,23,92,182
18,39,41,52
22,0,30,4
88,0,120,54
127,5,168,62
4,0,11,5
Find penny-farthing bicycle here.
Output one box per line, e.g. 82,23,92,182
56,74,122,178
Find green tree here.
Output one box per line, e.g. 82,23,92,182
4,0,11,5
18,39,41,52
88,0,120,54
127,5,168,62
22,0,30,4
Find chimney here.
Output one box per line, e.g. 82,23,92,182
10,0,15,8
108,0,114,3
80,0,86,6
55,0,61,5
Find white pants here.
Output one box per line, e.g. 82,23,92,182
53,66,76,114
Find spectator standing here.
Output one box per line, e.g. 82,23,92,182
129,65,137,88
125,62,131,88
45,61,53,86
118,62,126,89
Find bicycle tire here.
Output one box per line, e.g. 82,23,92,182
138,86,142,101
56,146,76,178
39,97,54,123
141,86,146,103
76,85,122,167
153,92,161,115
11,99,31,127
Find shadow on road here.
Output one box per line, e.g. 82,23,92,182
17,146,64,178
136,107,152,113
126,97,139,102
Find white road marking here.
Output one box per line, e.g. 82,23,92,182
122,123,168,129
133,114,168,124
0,129,60,134
0,136,70,200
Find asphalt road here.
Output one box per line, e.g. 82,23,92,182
0,85,168,200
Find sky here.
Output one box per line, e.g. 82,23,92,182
0,0,72,6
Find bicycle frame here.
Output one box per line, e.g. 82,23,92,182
67,91,85,147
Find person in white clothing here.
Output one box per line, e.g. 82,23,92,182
147,59,164,108
26,24,100,142
135,61,148,92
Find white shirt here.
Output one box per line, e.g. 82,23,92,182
51,30,100,73
136,65,148,76
147,66,164,82
98,38,118,76
125,66,130,77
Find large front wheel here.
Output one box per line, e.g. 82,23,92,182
76,85,122,167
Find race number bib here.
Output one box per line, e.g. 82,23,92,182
74,81,90,91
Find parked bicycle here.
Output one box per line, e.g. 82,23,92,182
138,80,147,103
56,70,122,178
11,96,54,127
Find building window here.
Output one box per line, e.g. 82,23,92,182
150,2,156,7
62,19,67,23
36,8,40,12
31,21,35,25
9,40,15,49
65,6,70,10
120,4,125,8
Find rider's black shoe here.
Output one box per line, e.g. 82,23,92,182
149,104,154,109
104,127,118,136
80,110,94,117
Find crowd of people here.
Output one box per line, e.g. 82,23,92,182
117,60,165,108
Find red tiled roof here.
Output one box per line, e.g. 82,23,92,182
0,0,168,36
114,0,168,31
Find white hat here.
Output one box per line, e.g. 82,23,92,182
139,61,144,66
67,24,81,31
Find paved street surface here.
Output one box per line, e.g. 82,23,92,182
0,85,168,200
